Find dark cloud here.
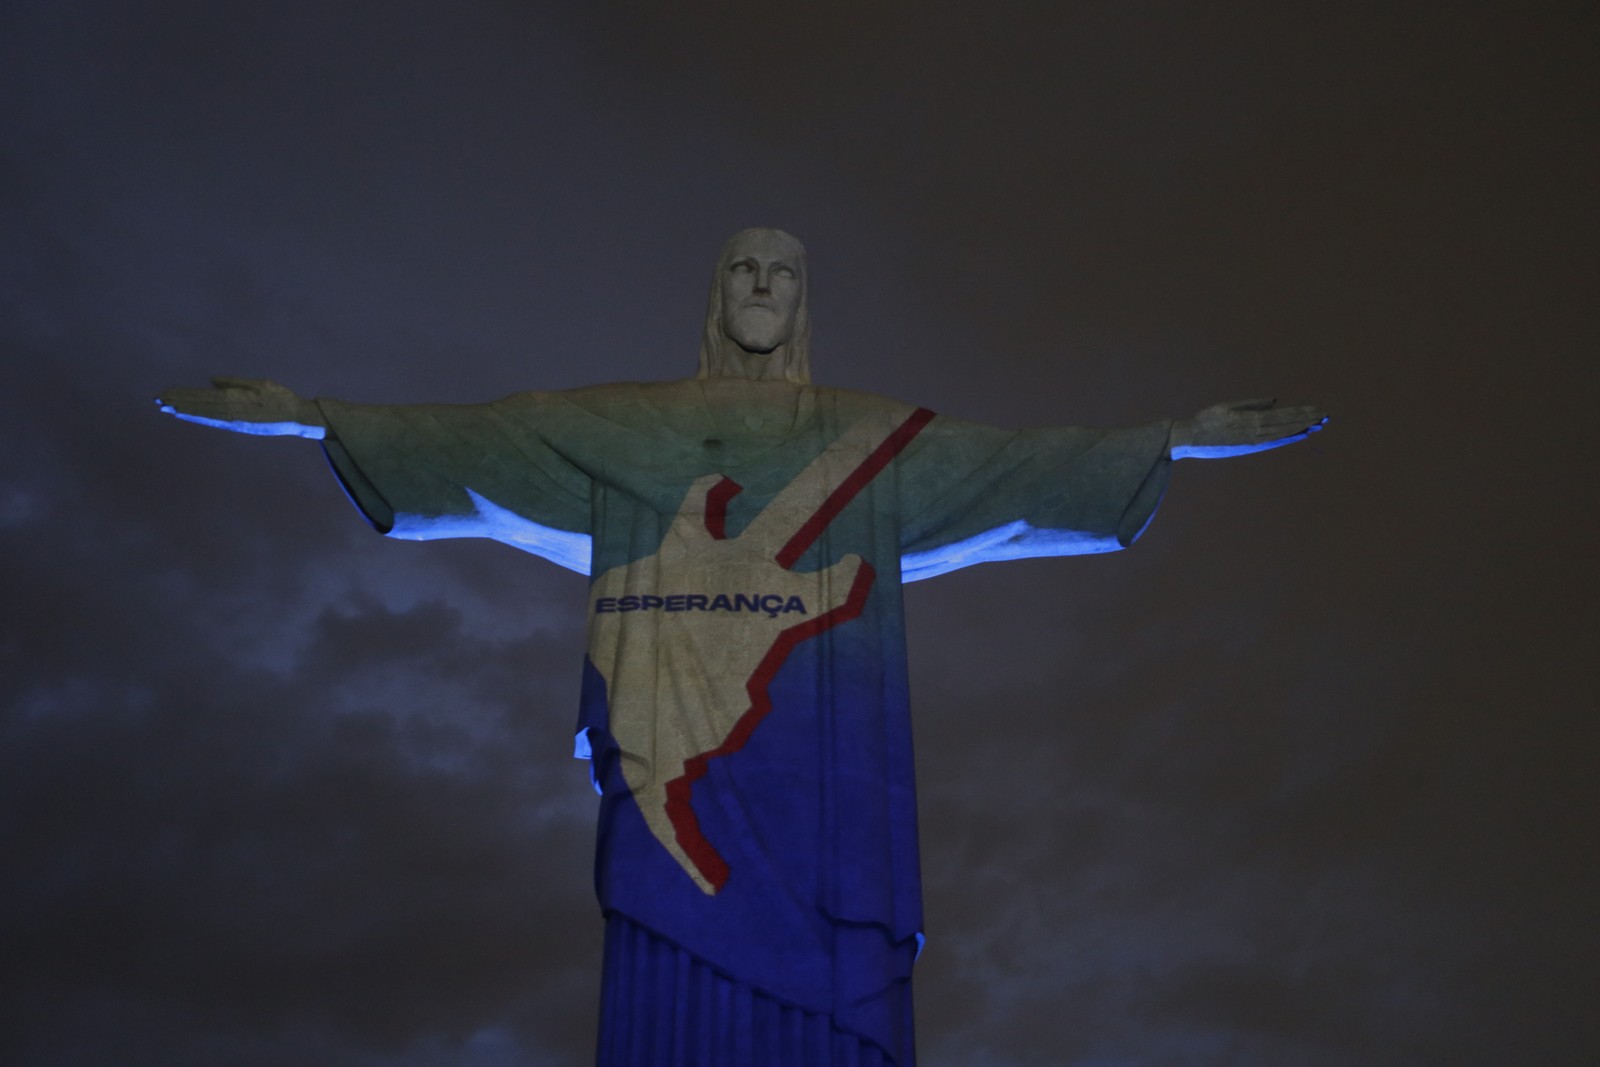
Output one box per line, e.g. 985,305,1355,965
2,0,1595,1063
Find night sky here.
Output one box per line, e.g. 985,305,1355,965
3,2,1596,1064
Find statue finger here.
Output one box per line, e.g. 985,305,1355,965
1263,403,1324,420
1255,408,1323,430
1251,417,1309,437
1226,396,1277,412
210,375,268,391
158,387,220,413
1270,413,1328,435
1252,424,1312,444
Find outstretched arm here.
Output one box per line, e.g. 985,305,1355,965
1169,398,1326,460
157,377,328,439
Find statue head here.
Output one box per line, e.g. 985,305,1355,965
698,228,811,383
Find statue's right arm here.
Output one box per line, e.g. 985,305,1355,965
156,377,329,440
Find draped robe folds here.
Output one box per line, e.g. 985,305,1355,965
315,379,1172,1067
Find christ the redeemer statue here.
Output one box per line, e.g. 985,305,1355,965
160,228,1325,1067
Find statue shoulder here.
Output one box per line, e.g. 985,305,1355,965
488,381,706,438
487,380,663,413
798,385,931,436
810,383,921,414
493,381,924,422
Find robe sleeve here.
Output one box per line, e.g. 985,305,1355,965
314,392,595,574
896,413,1173,581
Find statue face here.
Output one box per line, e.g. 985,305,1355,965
719,231,803,354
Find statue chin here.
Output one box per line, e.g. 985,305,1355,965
724,309,792,355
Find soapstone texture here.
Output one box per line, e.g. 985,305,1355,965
159,229,1323,1067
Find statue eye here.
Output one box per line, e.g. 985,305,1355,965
774,266,795,279
730,260,755,273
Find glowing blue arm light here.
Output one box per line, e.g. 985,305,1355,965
156,377,328,438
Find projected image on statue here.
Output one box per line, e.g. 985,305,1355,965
159,227,1326,1067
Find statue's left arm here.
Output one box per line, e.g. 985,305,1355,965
894,397,1325,581
896,414,1174,581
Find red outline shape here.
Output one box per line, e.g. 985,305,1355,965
775,407,935,569
659,406,938,891
703,476,742,540
663,562,877,892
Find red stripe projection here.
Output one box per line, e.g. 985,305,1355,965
703,476,742,540
774,407,935,569
663,563,877,892
661,407,936,892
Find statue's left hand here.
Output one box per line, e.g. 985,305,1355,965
156,377,327,439
1170,398,1327,460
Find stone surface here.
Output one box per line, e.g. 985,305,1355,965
159,228,1325,1066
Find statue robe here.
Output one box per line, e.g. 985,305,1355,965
315,379,1171,1067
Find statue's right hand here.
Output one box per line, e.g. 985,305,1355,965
156,377,326,438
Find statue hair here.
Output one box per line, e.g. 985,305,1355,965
697,228,811,384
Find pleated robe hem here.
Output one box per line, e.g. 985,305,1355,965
598,911,911,1067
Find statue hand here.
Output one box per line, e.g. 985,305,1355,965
156,377,326,439
1170,397,1327,460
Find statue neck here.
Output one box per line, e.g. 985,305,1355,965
705,342,796,382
